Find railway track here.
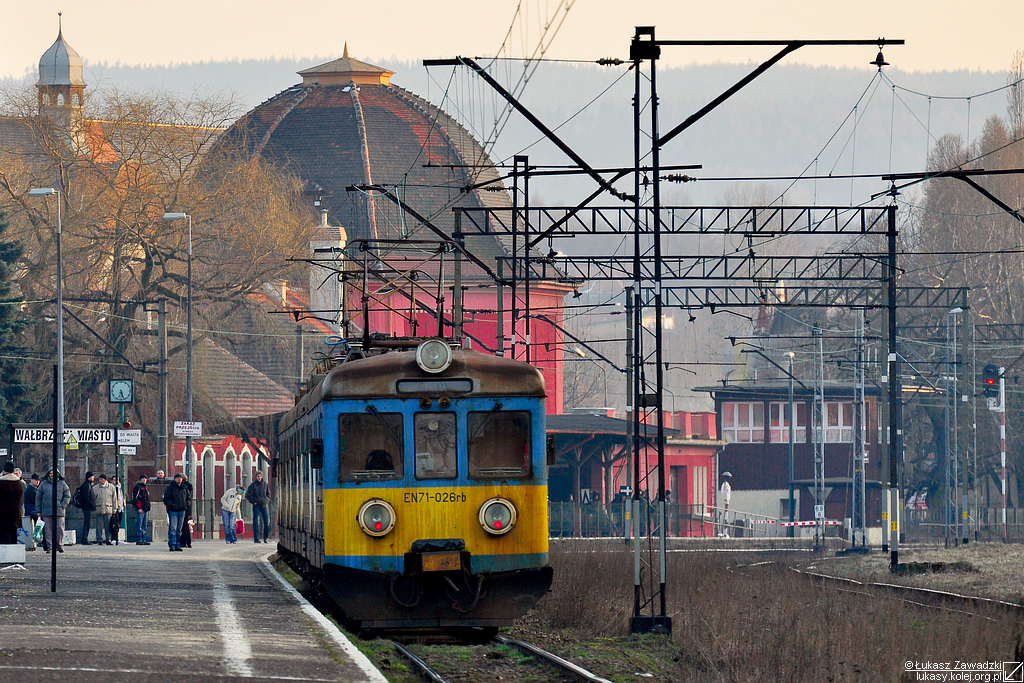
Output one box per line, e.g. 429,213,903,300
391,635,614,683
730,556,1024,621
791,565,1024,620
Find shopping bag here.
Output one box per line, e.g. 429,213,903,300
33,519,44,542
236,519,245,535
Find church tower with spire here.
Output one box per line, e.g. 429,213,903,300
36,14,87,146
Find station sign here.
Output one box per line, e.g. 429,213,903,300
173,421,202,438
14,427,115,444
119,446,137,456
117,429,142,446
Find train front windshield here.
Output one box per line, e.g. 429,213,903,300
335,404,536,482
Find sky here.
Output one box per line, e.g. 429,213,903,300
2,0,1023,81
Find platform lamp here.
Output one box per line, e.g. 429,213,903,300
29,188,64,474
162,212,192,481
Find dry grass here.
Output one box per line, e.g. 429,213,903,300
817,543,1024,604
523,541,1024,682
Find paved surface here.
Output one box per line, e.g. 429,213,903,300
0,541,387,682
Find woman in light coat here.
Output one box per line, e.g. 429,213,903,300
220,486,244,544
92,475,117,545
108,475,126,545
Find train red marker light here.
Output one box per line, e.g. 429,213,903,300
358,499,396,537
479,498,517,535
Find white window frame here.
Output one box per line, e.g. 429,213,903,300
769,401,807,443
824,401,855,443
692,465,708,516
722,401,764,443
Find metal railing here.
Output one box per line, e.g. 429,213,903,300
903,506,1024,543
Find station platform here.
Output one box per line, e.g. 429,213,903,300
0,541,387,682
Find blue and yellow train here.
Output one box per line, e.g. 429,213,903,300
276,339,554,631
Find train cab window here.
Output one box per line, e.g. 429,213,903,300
414,412,457,480
468,410,531,479
338,412,404,481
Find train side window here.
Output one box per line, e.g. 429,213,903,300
338,412,404,481
414,412,457,480
468,410,531,479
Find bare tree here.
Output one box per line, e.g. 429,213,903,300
0,84,316,434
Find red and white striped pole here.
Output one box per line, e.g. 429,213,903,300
1000,369,1006,543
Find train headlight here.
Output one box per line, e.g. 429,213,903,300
358,499,396,537
479,498,517,535
416,339,452,374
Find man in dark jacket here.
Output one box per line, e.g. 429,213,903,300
131,474,151,545
36,470,70,552
0,462,24,544
25,474,40,525
76,471,96,544
245,471,271,544
162,473,188,552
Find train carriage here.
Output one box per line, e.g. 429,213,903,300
277,339,554,630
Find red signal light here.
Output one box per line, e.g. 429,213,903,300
982,364,999,398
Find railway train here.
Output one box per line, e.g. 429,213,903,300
276,338,554,631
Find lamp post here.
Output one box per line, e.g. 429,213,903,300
29,188,64,473
787,352,796,536
162,212,192,480
944,307,962,546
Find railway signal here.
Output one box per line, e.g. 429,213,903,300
982,364,999,398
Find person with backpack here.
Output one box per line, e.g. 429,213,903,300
35,469,70,552
131,474,151,545
75,472,96,545
162,473,188,552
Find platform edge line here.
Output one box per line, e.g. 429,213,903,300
260,554,388,683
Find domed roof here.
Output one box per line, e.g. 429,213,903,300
38,23,85,87
219,50,512,272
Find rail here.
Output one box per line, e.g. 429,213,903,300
392,640,449,683
493,635,614,683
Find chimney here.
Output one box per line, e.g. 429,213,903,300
320,208,328,226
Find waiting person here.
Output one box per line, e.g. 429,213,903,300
162,473,188,552
0,462,24,544
25,474,41,526
36,470,70,552
220,486,244,544
245,471,271,544
180,473,194,549
109,475,125,545
92,474,116,545
131,474,151,545
76,471,96,544
718,471,732,538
